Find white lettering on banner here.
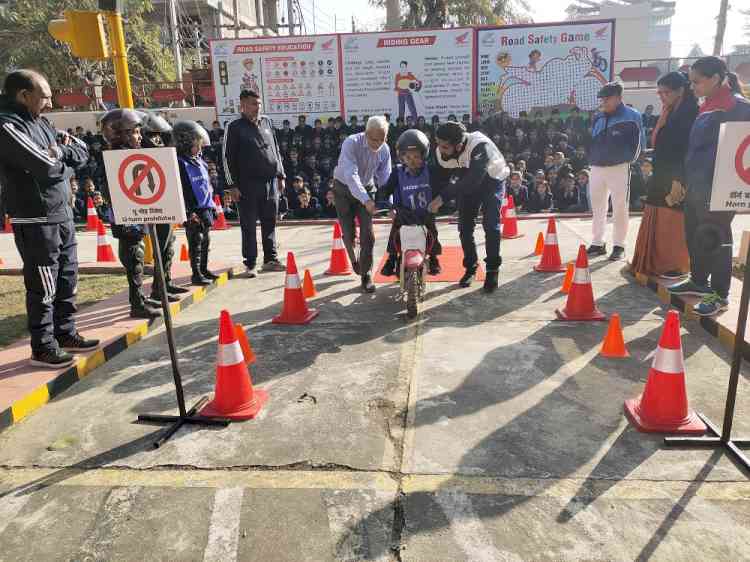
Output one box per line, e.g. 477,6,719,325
218,341,244,366
545,233,557,245
573,267,591,285
652,346,685,375
286,273,301,289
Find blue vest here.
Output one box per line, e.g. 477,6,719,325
179,156,213,209
395,164,432,217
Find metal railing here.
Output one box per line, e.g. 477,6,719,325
51,80,215,111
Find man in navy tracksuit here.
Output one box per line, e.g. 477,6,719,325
587,82,645,261
668,57,750,316
0,70,99,367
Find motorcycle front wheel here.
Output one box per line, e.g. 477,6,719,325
406,269,419,318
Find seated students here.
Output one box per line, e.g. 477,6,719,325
555,173,580,212
290,189,320,219
379,129,442,277
506,171,528,210
321,189,338,219
526,180,553,213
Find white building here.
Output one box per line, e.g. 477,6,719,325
566,0,675,61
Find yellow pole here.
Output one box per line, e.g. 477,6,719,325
105,11,134,109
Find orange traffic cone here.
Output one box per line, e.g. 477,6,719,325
534,218,566,272
234,322,257,365
561,262,574,294
500,195,508,220
200,310,268,420
96,220,116,262
502,195,523,239
86,197,98,231
555,244,606,321
273,252,319,324
3,214,11,234
600,313,629,357
213,195,228,230
325,222,352,275
624,311,706,434
534,232,544,256
303,269,316,299
180,243,189,262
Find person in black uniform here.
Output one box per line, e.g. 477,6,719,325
222,89,286,277
140,112,190,299
0,69,99,367
174,120,219,284
99,109,162,319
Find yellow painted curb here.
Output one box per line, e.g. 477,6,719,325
11,385,50,423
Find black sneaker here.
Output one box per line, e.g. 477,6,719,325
261,260,286,272
201,270,220,280
428,256,442,276
459,267,477,288
667,279,713,297
191,273,212,286
587,244,607,257
609,246,625,261
381,255,397,277
361,273,376,293
56,332,100,352
166,284,190,295
245,265,258,278
130,305,163,319
30,348,75,369
483,270,499,294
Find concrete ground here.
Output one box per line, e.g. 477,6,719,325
1,218,750,561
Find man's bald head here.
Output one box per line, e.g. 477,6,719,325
3,69,52,117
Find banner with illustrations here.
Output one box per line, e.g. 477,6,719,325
210,35,341,128
339,28,474,121
477,21,615,117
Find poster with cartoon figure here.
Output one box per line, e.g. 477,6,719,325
477,20,615,117
340,28,474,121
210,35,341,127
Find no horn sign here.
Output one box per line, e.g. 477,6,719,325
711,123,750,212
103,147,186,225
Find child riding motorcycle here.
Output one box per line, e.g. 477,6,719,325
379,129,442,277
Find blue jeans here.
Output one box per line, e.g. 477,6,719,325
398,92,418,121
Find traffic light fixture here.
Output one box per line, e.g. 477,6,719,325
48,10,109,60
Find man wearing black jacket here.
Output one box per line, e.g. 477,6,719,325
429,121,510,293
222,89,286,277
0,70,99,367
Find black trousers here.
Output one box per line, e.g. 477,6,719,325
117,236,146,309
186,217,211,274
13,220,78,353
457,180,503,271
237,181,278,268
333,180,374,276
150,223,175,295
684,197,734,299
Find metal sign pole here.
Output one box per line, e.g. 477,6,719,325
137,225,229,448
665,242,750,473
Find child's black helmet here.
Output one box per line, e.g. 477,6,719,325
172,120,210,154
396,129,430,159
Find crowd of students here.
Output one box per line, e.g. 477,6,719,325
59,106,660,224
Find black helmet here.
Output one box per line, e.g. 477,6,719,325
100,108,143,146
172,120,210,154
435,121,467,146
140,112,172,134
396,129,430,159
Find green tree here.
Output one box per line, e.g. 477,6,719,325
0,0,175,89
372,0,530,28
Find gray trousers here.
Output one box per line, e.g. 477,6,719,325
333,179,374,277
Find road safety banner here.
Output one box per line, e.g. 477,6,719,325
210,35,341,128
103,147,186,225
710,122,750,212
339,28,475,120
476,20,615,117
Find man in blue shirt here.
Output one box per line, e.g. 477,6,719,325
587,83,645,261
333,116,392,292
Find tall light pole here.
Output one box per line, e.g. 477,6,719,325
713,0,729,56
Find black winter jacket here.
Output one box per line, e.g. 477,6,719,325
0,97,88,224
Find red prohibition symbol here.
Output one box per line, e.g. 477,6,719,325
118,154,167,205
